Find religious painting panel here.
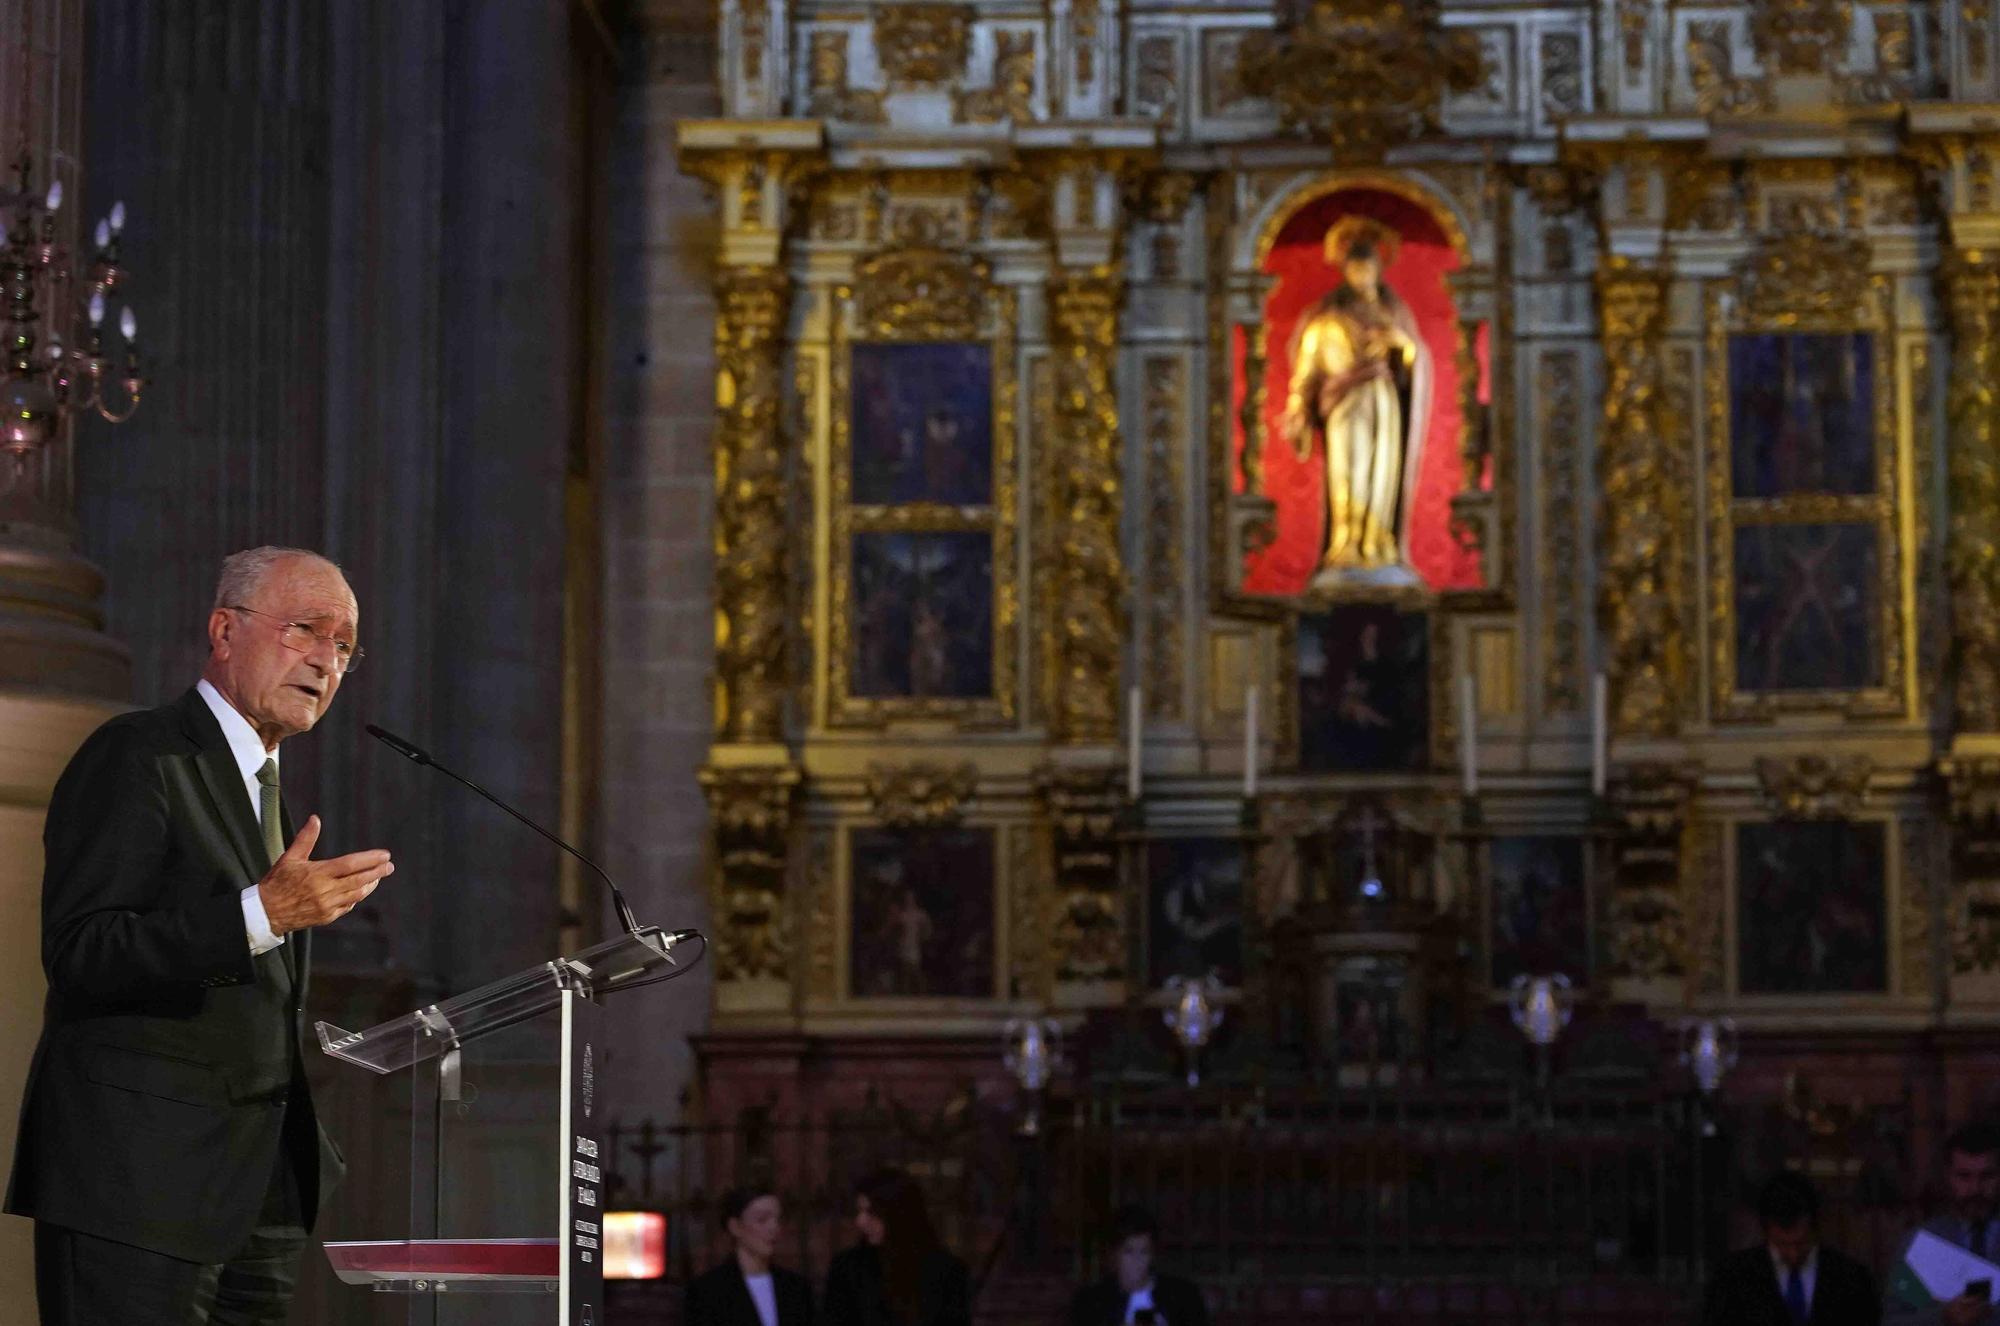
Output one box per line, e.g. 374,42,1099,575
1732,523,1882,693
1236,182,1483,597
1488,836,1589,989
1326,954,1407,1067
1145,838,1246,987
1296,605,1430,771
849,341,993,506
828,262,1019,728
850,531,994,699
848,827,996,999
1735,820,1887,996
1705,282,1903,720
1727,333,1875,499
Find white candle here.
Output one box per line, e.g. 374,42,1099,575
1243,685,1259,799
1590,671,1608,798
1128,685,1143,801
1460,674,1478,798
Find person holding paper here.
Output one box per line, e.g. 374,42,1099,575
1887,1122,2000,1326
1701,1170,1880,1326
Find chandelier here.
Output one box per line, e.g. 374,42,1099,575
1,152,142,462
3,0,144,470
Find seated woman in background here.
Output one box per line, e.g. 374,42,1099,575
822,1168,972,1326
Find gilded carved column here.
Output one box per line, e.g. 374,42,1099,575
1047,268,1126,745
679,122,822,1021
1593,256,1692,1000
1943,251,2000,735
712,266,792,745
1595,256,1679,738
1939,249,2000,988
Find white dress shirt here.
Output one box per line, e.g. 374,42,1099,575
1769,1246,1817,1315
195,679,285,956
744,1272,779,1326
1124,1283,1157,1324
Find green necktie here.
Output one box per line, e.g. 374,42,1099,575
255,758,283,866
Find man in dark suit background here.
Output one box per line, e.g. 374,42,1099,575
685,1186,813,1326
5,546,396,1324
1067,1205,1211,1326
1702,1170,1881,1326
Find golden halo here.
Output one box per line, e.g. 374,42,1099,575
1323,214,1402,270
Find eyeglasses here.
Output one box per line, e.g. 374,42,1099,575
227,605,365,674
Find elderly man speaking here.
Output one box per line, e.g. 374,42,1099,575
6,546,395,1324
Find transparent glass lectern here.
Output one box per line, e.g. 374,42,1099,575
316,926,695,1325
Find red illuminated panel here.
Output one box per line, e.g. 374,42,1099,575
603,1211,668,1280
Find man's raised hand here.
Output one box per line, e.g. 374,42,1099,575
256,815,394,936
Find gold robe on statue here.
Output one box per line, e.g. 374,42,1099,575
1282,290,1432,576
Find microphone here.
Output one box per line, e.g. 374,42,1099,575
364,722,643,936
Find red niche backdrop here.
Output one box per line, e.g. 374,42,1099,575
1236,186,1485,595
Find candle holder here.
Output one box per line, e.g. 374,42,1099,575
1162,974,1226,1088
1001,1017,1062,1136
1679,1017,1737,1137
1508,972,1574,1100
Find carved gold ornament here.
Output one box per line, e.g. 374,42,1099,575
1047,270,1126,744
699,764,803,983
873,4,971,86
713,268,793,743
808,29,887,124
1239,0,1489,158
953,31,1036,125
1594,258,1681,736
1747,0,1853,76
1943,252,2000,734
1036,765,1124,981
1754,754,1874,819
866,761,979,827
1738,224,1873,326
853,247,988,340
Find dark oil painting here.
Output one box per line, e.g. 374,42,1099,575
1736,820,1887,995
1488,836,1589,988
851,531,993,698
849,827,995,999
1728,333,1875,499
1146,839,1246,987
850,342,993,506
1733,523,1880,693
1297,606,1429,771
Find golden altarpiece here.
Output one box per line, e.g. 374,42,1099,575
675,0,2000,1165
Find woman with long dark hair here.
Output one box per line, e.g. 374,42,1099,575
821,1168,972,1326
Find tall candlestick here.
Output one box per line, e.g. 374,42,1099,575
1243,685,1259,800
1590,671,1608,798
1128,685,1143,801
1460,673,1478,798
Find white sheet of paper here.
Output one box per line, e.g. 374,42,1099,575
1906,1230,2000,1300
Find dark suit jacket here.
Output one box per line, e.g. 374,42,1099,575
821,1242,971,1326
686,1258,813,1326
1701,1245,1882,1326
4,688,341,1261
1067,1272,1212,1326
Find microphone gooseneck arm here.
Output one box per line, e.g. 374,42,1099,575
364,723,643,936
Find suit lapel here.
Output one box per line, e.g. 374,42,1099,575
189,734,271,889
180,689,299,997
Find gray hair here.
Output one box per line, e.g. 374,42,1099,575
212,546,344,612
